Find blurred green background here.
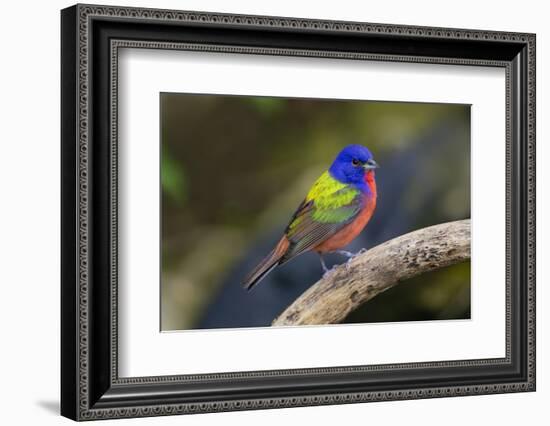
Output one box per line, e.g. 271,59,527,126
160,93,470,331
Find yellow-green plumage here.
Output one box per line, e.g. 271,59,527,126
291,171,360,226
306,171,351,202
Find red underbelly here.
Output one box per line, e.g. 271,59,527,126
313,200,376,253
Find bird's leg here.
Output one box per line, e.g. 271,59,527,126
319,254,330,274
335,249,367,270
335,250,356,259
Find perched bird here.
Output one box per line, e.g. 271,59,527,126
243,144,378,290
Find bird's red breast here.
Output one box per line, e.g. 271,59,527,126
365,170,377,195
313,171,377,254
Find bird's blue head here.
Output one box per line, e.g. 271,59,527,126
329,144,379,188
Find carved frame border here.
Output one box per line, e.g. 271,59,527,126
61,3,536,421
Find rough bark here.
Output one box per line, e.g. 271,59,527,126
272,219,470,326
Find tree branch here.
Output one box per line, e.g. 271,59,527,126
272,219,470,326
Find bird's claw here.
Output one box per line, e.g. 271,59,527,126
351,248,368,258
343,248,367,269
320,248,369,277
336,248,367,260
336,250,355,259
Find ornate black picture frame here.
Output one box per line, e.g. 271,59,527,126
61,4,536,421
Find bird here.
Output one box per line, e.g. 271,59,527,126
243,144,378,291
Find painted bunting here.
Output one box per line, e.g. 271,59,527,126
243,144,378,290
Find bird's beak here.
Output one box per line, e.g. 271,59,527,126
364,159,379,170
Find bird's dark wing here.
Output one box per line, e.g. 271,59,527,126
281,185,362,263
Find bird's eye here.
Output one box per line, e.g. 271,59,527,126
352,159,360,166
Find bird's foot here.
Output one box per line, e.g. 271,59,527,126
335,250,356,259
336,248,367,261
338,248,368,269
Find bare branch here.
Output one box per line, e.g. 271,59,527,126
272,219,470,326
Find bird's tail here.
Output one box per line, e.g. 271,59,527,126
242,236,290,291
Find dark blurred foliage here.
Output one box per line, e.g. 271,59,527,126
160,93,470,330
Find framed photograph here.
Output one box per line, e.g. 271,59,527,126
61,4,536,421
